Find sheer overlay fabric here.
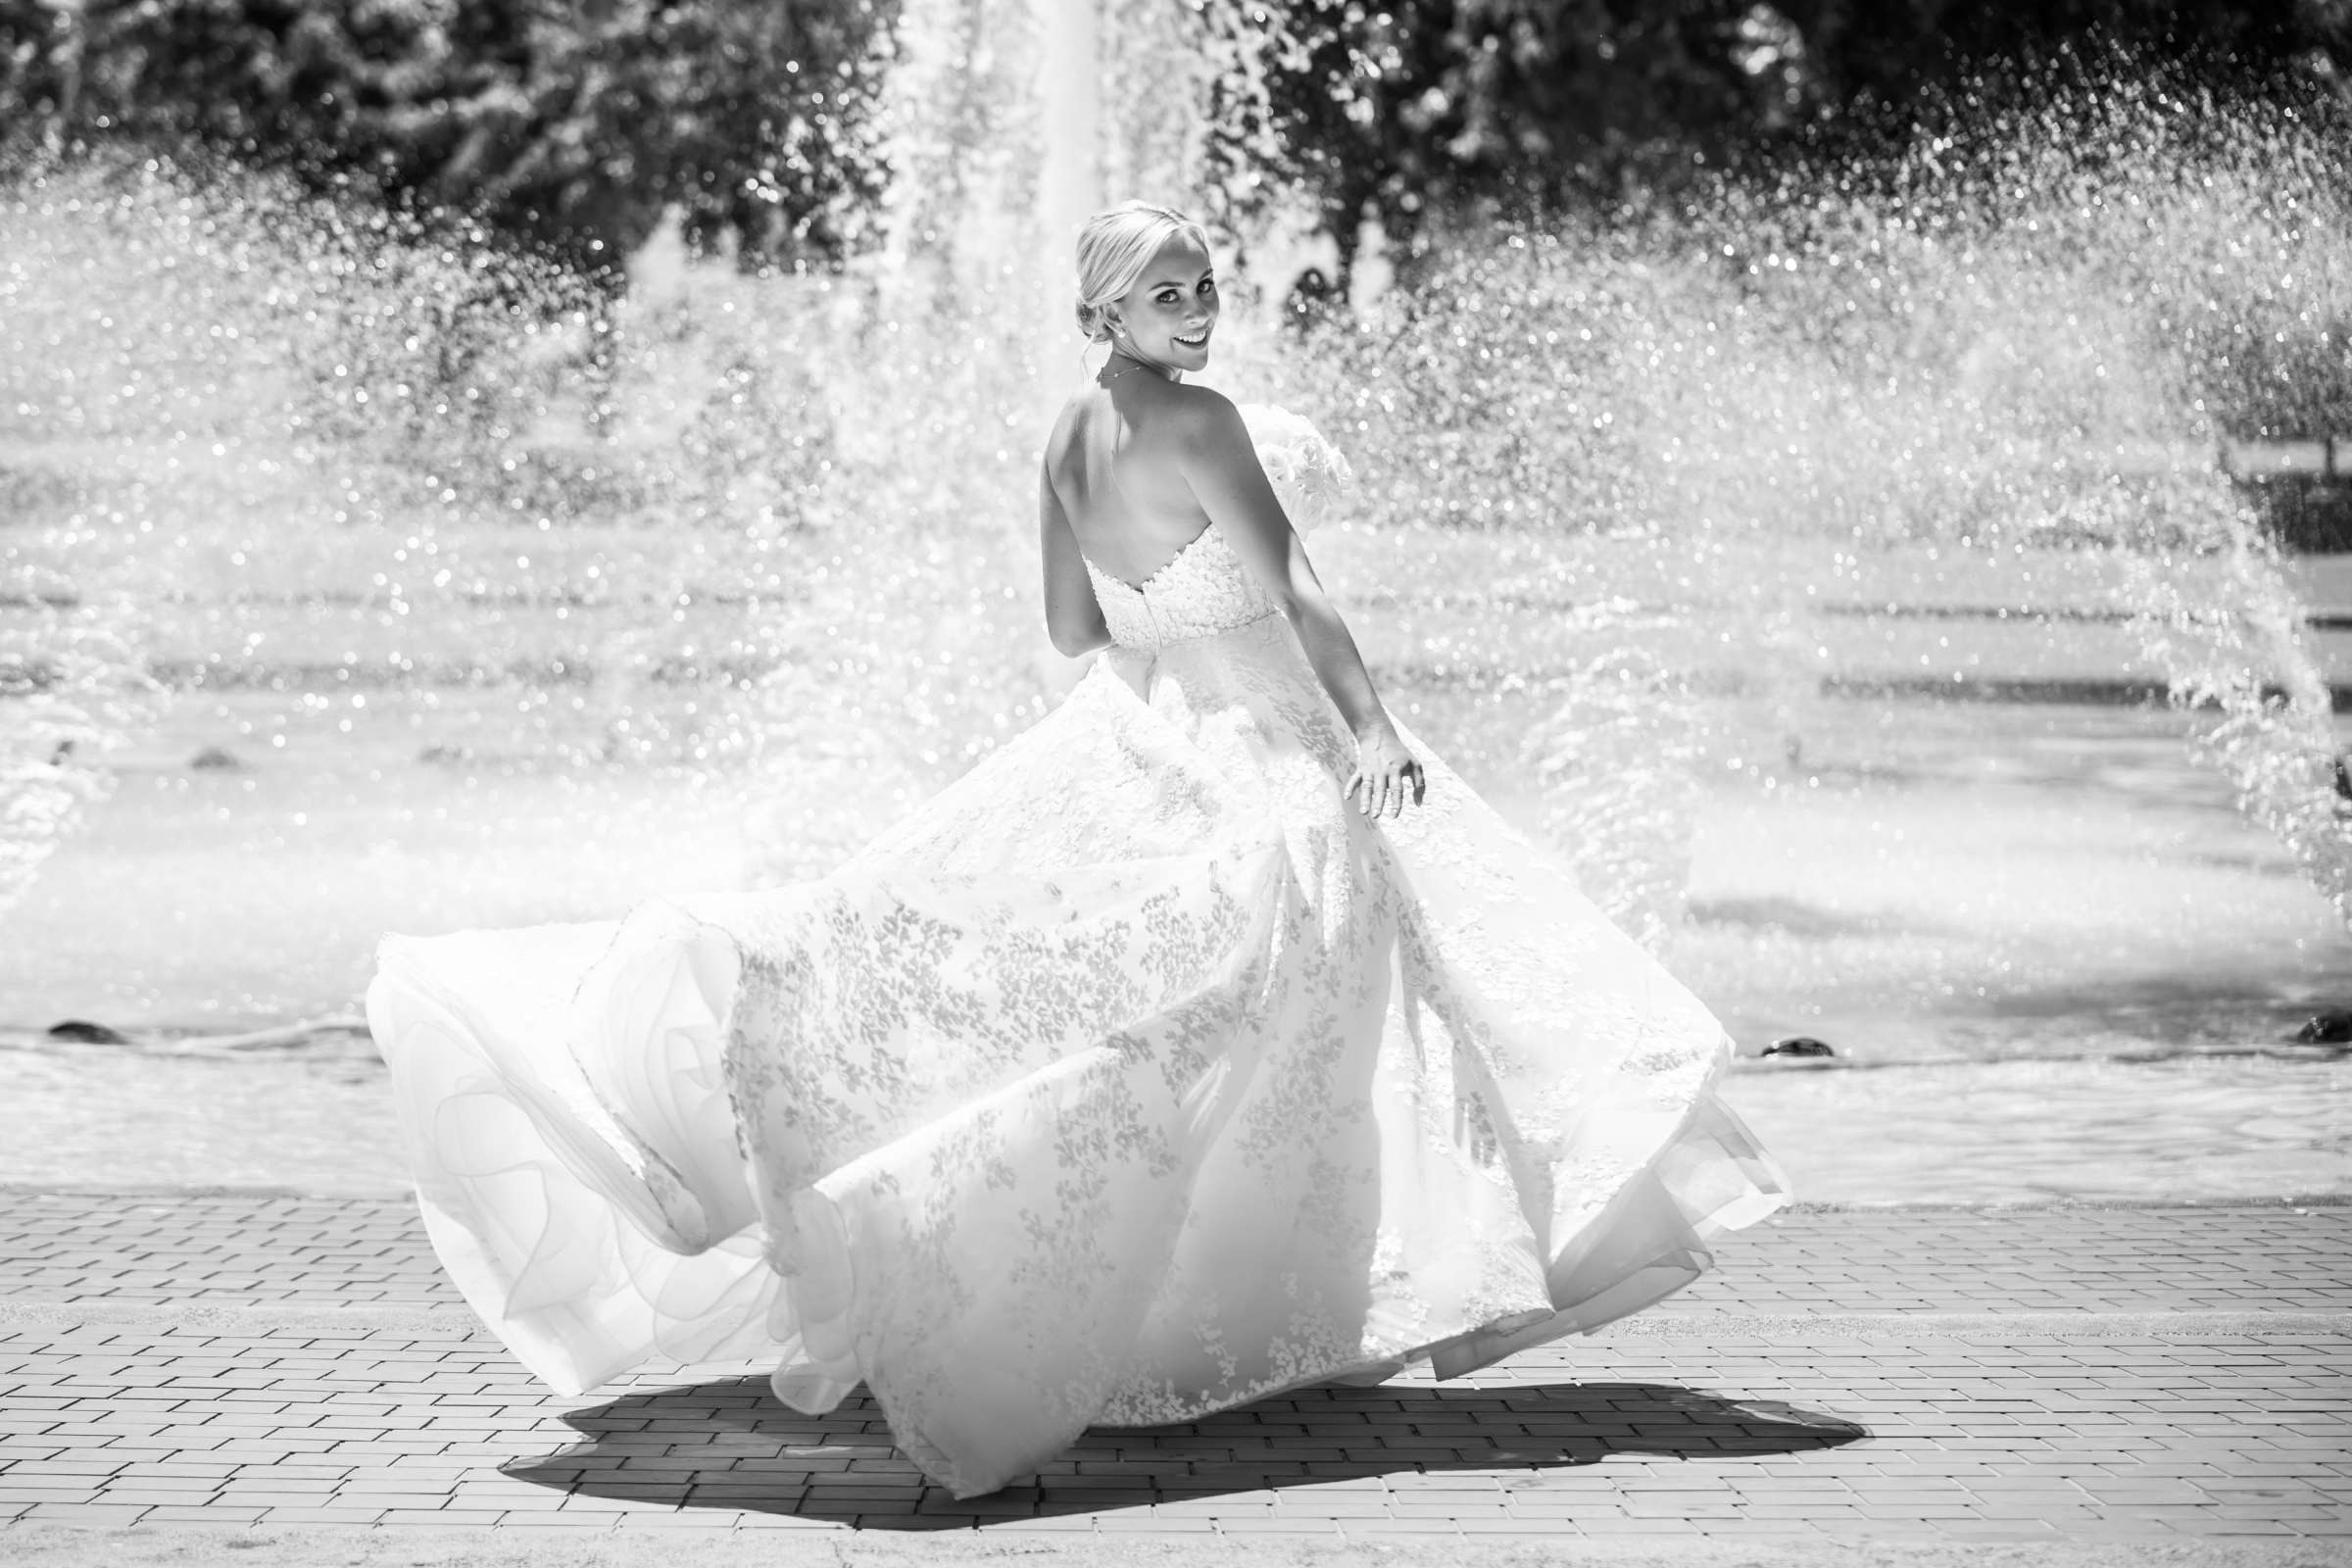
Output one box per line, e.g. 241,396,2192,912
367,407,1788,1497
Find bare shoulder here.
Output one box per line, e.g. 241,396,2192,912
1163,381,1250,460
1042,393,1091,481
1044,393,1088,457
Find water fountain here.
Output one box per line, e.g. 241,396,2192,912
0,16,2346,1201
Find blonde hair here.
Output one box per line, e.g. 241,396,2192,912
1073,201,1209,342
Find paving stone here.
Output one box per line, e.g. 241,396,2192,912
2,1195,2349,1544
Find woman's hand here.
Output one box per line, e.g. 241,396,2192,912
1347,724,1427,819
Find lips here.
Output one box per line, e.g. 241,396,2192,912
1174,330,1210,350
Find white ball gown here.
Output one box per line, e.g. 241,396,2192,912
367,407,1789,1499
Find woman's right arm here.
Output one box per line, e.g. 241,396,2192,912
1039,459,1111,658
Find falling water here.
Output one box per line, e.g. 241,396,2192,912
1250,80,2352,957
0,46,2347,1199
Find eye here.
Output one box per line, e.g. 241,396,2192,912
1155,290,1181,305
1200,278,1217,295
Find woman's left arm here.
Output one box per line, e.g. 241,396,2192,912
1179,393,1424,816
1039,459,1111,658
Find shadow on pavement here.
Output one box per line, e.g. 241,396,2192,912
505,1376,1869,1528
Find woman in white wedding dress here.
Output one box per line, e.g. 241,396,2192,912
368,201,1789,1499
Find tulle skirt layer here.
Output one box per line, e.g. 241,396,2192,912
368,620,1788,1496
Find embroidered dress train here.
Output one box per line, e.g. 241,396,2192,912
367,409,1789,1498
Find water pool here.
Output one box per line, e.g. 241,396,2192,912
3,684,2344,1206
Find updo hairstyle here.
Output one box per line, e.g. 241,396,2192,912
1073,201,1210,343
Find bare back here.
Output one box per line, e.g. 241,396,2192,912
1043,376,1216,589
1031,368,1422,820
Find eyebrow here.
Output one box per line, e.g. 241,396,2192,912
1145,270,1214,289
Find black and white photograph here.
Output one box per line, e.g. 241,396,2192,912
2,0,2349,1561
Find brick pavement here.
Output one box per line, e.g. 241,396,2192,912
2,1192,2348,1548
12,1193,2343,1316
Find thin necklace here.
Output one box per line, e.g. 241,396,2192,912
1099,351,1173,386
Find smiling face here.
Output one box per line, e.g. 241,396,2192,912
1109,232,1218,373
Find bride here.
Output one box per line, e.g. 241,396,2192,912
368,200,1788,1499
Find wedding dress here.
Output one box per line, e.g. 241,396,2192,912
367,406,1788,1498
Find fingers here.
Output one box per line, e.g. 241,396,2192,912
1384,763,1422,818
1348,760,1427,818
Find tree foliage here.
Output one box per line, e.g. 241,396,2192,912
1214,0,2352,282
0,0,898,270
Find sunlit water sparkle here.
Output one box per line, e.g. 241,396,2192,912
5,67,2352,1202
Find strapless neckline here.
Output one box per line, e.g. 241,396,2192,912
1081,522,1217,596
1077,522,1278,652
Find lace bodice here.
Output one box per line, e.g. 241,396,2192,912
1082,524,1279,651
1075,401,1354,654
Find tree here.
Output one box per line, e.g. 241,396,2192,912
0,0,898,271
1212,0,2352,284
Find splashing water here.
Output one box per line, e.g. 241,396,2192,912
0,587,157,920
0,153,1057,915
1250,74,2352,950
0,65,2346,1072
2126,511,2350,929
